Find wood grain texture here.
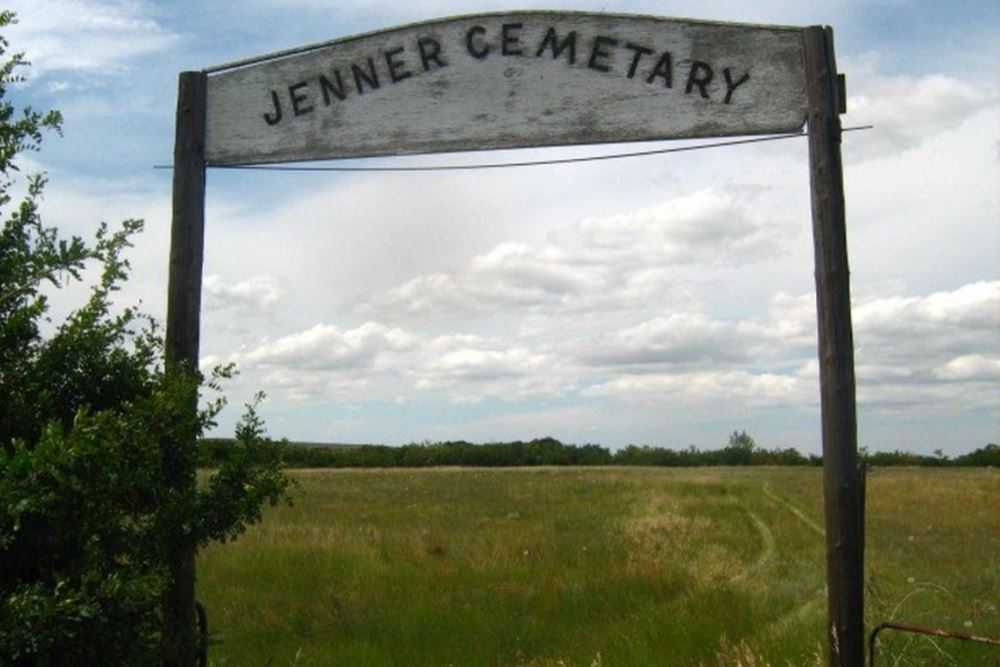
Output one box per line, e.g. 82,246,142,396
205,12,807,165
804,25,864,667
164,70,206,667
167,72,206,371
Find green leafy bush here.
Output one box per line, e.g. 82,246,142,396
0,11,291,665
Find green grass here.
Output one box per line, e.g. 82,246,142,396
197,467,999,666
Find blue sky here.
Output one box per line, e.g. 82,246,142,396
6,1,998,454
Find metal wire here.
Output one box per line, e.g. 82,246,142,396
152,126,873,173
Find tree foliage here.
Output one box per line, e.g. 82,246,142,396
211,436,998,471
0,12,291,665
203,435,818,469
953,443,1000,467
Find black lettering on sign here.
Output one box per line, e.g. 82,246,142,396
319,71,347,104
466,26,489,59
352,58,380,94
535,27,577,63
263,90,283,126
685,61,713,98
289,81,313,116
588,35,618,73
646,51,673,88
501,22,523,56
623,43,652,79
418,37,447,71
384,46,412,83
723,68,750,104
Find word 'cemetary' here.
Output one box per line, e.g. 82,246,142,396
205,13,808,165
171,12,862,667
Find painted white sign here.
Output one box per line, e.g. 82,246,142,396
205,12,807,165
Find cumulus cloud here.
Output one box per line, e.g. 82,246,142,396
220,275,998,434
243,322,414,372
413,334,569,403
234,324,574,405
360,188,793,318
571,281,998,414
578,312,754,368
932,355,1000,382
854,281,1000,361
203,275,286,314
570,189,786,264
368,242,595,316
845,71,998,159
840,283,998,413
418,334,548,384
583,370,805,407
6,0,180,77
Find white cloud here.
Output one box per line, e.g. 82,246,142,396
234,324,574,405
583,370,805,407
844,70,998,159
419,334,548,384
577,281,1000,414
222,162,995,419
557,281,997,415
243,322,414,372
203,274,285,314
932,355,1000,382
231,278,997,415
412,334,569,403
757,292,816,346
578,312,753,368
6,0,180,77
360,188,793,318
258,367,368,403
570,189,786,264
841,283,999,414
856,381,998,417
363,242,595,316
854,281,1000,360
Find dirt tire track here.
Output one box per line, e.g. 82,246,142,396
762,482,824,537
758,482,826,638
732,510,777,583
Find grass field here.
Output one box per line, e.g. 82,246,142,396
198,467,999,666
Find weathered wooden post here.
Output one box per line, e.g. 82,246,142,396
804,26,865,667
164,70,207,667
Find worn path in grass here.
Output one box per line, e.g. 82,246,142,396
762,482,824,537
756,481,827,642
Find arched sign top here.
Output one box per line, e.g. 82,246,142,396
204,12,808,166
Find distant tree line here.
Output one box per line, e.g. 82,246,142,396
199,432,1000,469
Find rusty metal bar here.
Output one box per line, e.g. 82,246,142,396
869,621,1000,667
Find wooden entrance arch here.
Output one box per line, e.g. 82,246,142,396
167,14,862,666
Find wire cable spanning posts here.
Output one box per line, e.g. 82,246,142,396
153,126,873,173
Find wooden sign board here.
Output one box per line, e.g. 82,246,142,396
205,12,807,165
